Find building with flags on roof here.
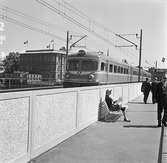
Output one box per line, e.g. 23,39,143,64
19,49,66,85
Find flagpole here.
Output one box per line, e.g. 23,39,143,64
107,48,109,56
24,40,28,50
51,40,54,49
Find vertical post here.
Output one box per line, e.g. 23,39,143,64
52,43,54,49
138,29,142,82
66,31,69,71
155,60,157,68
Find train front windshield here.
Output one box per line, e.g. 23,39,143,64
68,60,80,71
68,59,98,71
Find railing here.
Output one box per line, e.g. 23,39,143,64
0,82,142,163
0,77,63,90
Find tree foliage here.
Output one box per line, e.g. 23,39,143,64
3,52,20,73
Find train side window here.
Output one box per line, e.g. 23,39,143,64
114,65,117,73
101,62,105,71
109,64,113,72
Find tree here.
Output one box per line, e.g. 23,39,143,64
3,52,20,73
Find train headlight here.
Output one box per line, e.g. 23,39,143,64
88,74,95,80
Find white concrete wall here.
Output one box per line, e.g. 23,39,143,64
0,82,142,163
0,92,31,163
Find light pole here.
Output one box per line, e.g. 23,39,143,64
65,31,87,71
65,31,69,71
115,29,143,82
138,29,142,82
155,60,158,69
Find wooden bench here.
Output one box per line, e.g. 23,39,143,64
98,101,122,122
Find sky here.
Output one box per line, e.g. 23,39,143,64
0,0,167,69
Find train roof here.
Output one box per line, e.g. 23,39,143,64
68,50,129,67
68,50,150,74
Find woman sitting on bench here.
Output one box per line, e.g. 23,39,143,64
105,89,131,122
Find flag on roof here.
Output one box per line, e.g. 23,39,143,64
24,40,28,44
46,44,50,49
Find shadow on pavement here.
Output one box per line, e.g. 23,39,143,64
123,125,158,128
128,102,144,104
128,102,153,104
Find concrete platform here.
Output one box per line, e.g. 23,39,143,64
31,94,163,163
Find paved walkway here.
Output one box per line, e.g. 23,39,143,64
31,94,166,163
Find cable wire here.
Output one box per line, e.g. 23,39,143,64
35,0,116,47
0,14,66,42
0,5,66,32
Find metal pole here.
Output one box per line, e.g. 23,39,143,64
138,29,142,82
52,43,54,49
155,60,157,68
66,31,69,70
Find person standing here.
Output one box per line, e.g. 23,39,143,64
151,77,159,104
156,76,167,127
141,78,151,104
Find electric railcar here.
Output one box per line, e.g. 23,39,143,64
63,50,151,87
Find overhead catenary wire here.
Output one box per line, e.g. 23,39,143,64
0,0,139,61
0,14,66,42
35,0,139,60
0,5,66,33
55,0,117,35
35,0,117,47
1,0,137,59
36,0,90,31
54,0,139,51
61,0,141,58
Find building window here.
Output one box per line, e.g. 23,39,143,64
124,68,126,74
114,65,117,73
118,66,120,73
101,62,105,71
121,67,123,73
109,64,113,72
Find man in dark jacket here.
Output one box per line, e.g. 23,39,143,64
156,76,167,127
141,78,151,104
151,77,159,104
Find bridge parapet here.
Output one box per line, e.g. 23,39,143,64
0,82,142,163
